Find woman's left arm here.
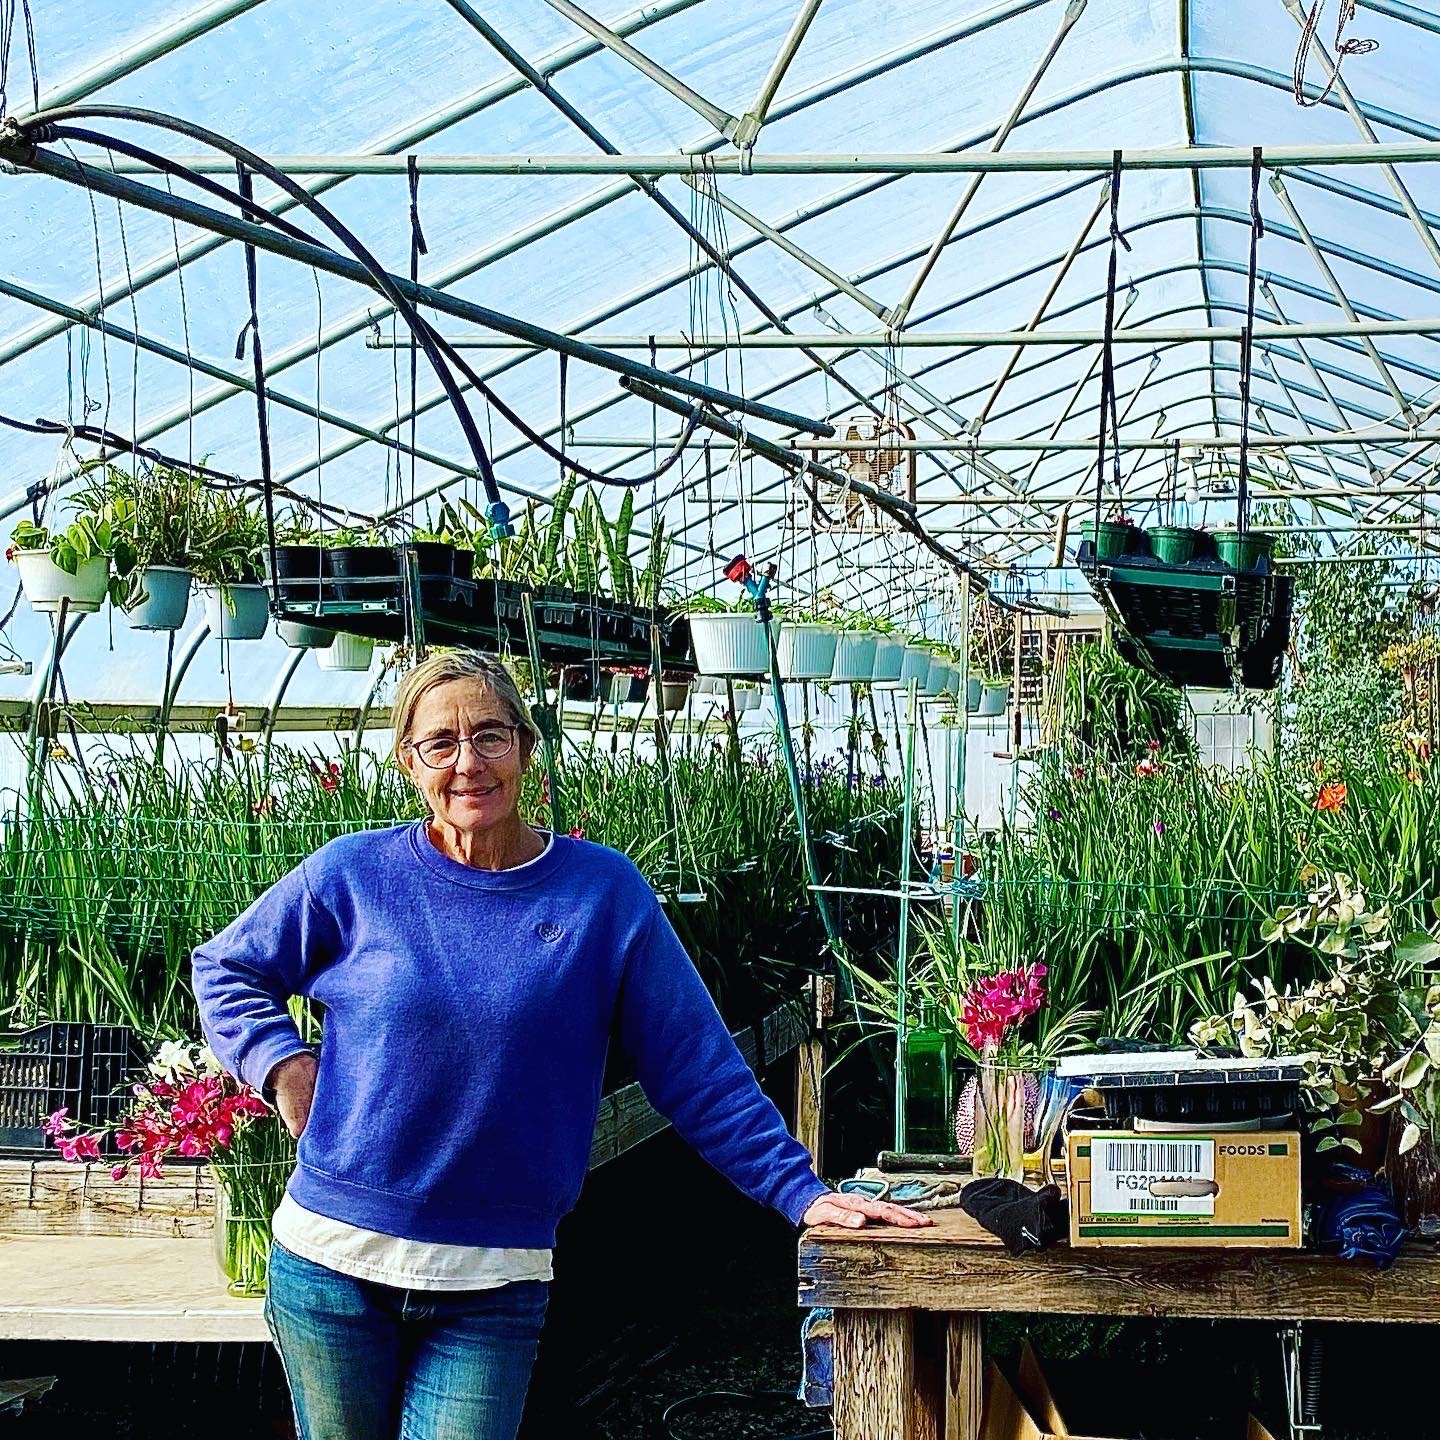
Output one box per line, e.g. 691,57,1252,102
617,903,928,1231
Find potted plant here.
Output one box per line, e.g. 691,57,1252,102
660,675,691,711
772,602,840,681
84,464,205,631
732,680,763,713
322,524,400,603
831,613,880,683
899,638,933,688
683,594,770,677
1213,523,1277,572
193,491,271,640
976,668,1010,718
317,632,375,672
869,619,905,684
1078,512,1138,561
1146,520,1204,566
7,510,112,614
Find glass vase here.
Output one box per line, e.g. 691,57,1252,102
212,1158,291,1298
971,1059,1030,1183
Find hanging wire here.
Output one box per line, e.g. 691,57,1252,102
0,0,39,117
1293,0,1377,107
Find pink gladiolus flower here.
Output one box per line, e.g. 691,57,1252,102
42,1108,70,1136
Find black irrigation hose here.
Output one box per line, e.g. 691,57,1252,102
0,411,380,527
15,105,505,515
426,322,705,490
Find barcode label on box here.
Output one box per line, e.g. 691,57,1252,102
1090,1136,1216,1218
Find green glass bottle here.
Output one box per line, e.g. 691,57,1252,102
903,1001,954,1154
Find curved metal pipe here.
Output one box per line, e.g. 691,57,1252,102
159,622,212,731
259,647,307,746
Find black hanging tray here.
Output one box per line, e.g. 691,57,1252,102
1078,542,1292,691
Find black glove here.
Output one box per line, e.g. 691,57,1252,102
959,1178,1068,1255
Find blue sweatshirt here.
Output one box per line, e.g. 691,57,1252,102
192,823,830,1247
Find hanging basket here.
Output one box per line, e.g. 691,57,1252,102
733,685,762,713
922,658,953,697
898,644,931,687
976,682,1009,717
1146,525,1202,566
1214,531,1276,572
202,583,270,640
1079,520,1136,561
870,637,905,683
317,633,375,672
13,550,110,614
277,620,336,650
125,566,193,631
661,680,690,711
831,633,877,682
688,612,770,676
776,622,839,680
966,677,983,713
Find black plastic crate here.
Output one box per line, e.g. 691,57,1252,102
0,1023,146,1155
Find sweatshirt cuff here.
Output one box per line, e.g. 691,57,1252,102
778,1174,833,1229
238,1024,312,1096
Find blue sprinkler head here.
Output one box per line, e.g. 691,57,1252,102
484,499,514,541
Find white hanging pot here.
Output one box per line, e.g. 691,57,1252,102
202,583,270,640
733,686,761,712
870,637,904,684
693,674,729,696
317,632,375,672
831,632,877,682
125,566,193,631
777,622,838,680
922,658,953,697
688,612,770,677
898,644,931,687
976,682,1009,717
278,620,336,650
13,550,109,613
661,680,690,711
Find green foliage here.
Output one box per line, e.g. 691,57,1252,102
1286,657,1400,772
1063,641,1192,762
0,740,908,1038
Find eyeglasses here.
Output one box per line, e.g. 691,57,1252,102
405,725,519,769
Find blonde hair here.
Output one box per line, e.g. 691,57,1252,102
391,650,541,761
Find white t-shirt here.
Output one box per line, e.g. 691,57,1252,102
269,831,557,1291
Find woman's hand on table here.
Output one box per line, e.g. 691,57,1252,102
268,1052,318,1139
801,1192,934,1230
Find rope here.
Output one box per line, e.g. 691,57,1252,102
235,163,280,600
407,155,426,514
1092,151,1132,545
1237,148,1264,538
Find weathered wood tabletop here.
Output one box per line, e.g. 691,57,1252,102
798,1210,1440,1440
0,1234,268,1342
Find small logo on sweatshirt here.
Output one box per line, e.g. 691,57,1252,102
536,921,565,943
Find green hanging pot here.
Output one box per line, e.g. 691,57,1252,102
1146,525,1202,565
1078,520,1135,560
1214,531,1277,571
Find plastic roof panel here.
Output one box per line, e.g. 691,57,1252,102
4,0,1440,700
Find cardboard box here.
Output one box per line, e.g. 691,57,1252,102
1067,1129,1302,1247
981,1345,1278,1440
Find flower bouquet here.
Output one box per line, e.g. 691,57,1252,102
957,964,1048,1182
46,1039,294,1297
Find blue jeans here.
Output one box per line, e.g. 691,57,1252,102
264,1242,548,1440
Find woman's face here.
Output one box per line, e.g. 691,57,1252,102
399,679,532,834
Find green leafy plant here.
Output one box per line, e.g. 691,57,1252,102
190,490,270,587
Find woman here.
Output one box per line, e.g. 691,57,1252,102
194,650,926,1440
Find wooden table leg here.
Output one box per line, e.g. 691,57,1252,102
945,1313,985,1440
833,1308,946,1440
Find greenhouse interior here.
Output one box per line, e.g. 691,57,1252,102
3,0,1440,1436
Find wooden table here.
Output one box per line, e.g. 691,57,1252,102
798,1210,1440,1440
0,1234,267,1342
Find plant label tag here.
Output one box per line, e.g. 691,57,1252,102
1089,1136,1217,1217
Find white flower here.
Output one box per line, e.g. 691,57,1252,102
196,1045,224,1075
148,1039,198,1081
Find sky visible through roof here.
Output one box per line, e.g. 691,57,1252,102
0,0,1438,705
